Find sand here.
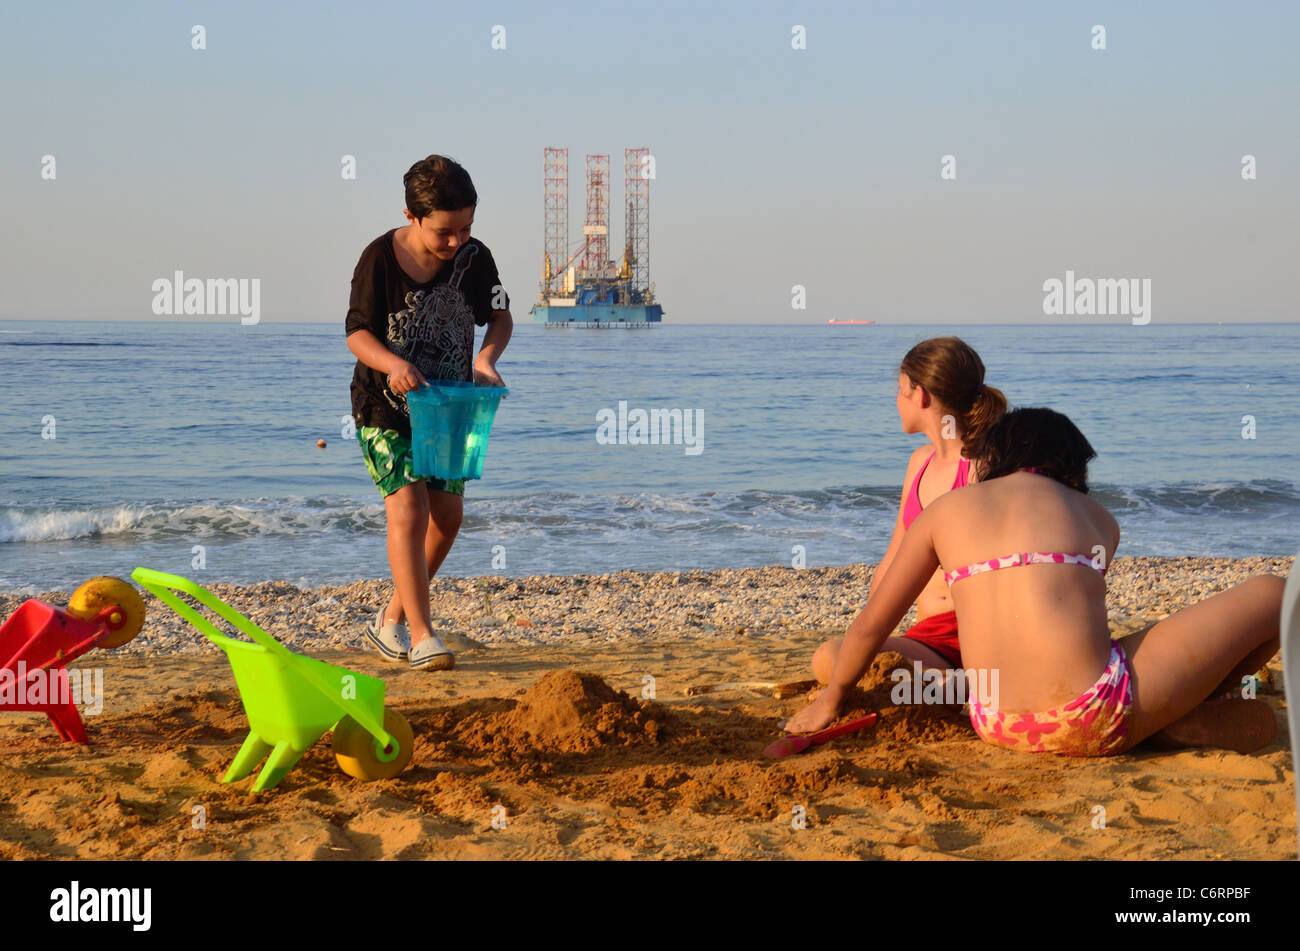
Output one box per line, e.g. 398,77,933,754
0,556,1293,860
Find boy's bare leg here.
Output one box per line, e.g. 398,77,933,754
384,485,463,646
422,485,464,581
381,482,433,645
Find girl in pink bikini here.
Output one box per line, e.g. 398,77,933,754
812,337,1006,681
787,408,1282,756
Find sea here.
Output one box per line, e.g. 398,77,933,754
1,320,1297,594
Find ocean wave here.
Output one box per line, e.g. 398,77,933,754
1093,480,1300,514
1,481,1296,549
0,498,385,543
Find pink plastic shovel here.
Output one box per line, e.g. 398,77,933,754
763,712,879,759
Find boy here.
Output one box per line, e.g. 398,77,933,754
345,154,513,671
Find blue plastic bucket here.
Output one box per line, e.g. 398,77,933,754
406,380,508,481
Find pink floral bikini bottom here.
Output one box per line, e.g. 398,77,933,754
968,643,1133,756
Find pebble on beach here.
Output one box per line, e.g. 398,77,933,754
3,556,1289,659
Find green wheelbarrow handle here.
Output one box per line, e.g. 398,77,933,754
130,567,396,755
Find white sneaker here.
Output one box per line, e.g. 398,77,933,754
409,634,455,671
365,610,409,661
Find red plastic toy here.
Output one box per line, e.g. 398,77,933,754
0,577,145,743
763,712,879,759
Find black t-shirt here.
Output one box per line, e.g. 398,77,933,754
345,230,508,436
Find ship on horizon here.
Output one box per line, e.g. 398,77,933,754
826,318,875,325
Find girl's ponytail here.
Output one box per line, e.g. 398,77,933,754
898,337,1006,456
960,384,1007,457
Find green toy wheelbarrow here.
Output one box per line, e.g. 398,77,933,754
131,567,414,792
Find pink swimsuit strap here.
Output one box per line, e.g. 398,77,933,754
902,452,971,530
944,551,1106,586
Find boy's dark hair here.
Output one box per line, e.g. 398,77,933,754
403,155,477,220
973,407,1096,494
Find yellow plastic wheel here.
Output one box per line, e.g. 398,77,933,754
332,708,414,782
68,576,146,648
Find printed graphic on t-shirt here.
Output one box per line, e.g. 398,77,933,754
382,243,479,415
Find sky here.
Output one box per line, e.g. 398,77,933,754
1,0,1296,324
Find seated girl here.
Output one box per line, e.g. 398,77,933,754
788,408,1281,756
813,337,1006,681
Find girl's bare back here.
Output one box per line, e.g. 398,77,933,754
924,472,1118,713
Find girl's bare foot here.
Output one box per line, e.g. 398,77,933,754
783,690,841,734
1149,698,1278,754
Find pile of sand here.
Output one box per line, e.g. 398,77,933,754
481,671,665,754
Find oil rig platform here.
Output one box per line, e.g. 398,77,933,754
531,148,664,327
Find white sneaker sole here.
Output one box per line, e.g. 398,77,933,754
410,653,455,672
409,639,455,671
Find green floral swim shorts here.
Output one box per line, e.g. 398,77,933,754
356,427,466,498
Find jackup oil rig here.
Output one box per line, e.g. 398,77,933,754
530,148,664,327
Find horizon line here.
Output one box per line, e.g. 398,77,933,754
2,317,1297,327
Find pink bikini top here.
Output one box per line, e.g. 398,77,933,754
942,469,1107,586
944,551,1106,586
902,452,970,530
